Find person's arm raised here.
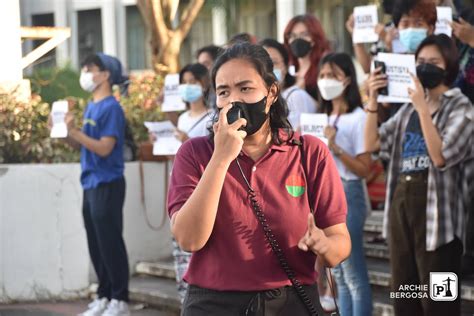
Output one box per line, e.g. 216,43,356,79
364,68,387,153
171,104,247,252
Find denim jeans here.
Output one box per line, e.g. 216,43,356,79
333,179,372,316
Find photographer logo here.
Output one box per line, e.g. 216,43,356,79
430,272,458,301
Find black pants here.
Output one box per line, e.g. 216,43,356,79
83,177,129,301
389,173,463,316
182,284,325,316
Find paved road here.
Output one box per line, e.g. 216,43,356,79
0,300,176,316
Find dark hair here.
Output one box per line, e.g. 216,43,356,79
459,8,474,25
317,53,363,115
228,32,258,46
392,0,437,28
81,54,106,71
283,14,330,99
209,42,293,144
179,63,211,105
415,34,460,86
382,0,394,15
196,45,222,61
259,38,296,89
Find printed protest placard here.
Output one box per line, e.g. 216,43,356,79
161,73,186,112
376,53,416,104
300,113,329,145
50,100,68,138
353,5,379,44
144,121,182,156
435,7,453,37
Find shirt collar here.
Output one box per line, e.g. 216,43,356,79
442,87,460,99
270,129,299,152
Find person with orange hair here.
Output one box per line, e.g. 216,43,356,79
284,14,330,101
390,0,437,53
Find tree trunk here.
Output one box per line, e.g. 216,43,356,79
137,0,205,74
159,33,182,73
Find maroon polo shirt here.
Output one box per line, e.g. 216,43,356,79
167,132,347,291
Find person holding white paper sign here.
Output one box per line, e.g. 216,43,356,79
52,53,130,316
284,14,330,100
317,52,373,316
166,63,214,302
176,63,213,142
390,0,437,53
365,35,473,316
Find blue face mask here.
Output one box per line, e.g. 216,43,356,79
399,28,428,53
178,84,203,103
273,69,282,82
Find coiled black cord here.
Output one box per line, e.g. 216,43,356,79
236,158,318,316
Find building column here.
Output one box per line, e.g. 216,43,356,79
116,2,128,69
212,7,227,46
101,1,118,56
70,8,79,68
276,0,306,42
0,0,22,82
54,0,69,67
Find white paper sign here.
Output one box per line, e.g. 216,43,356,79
300,113,329,145
435,7,453,37
144,121,182,156
376,53,416,103
50,100,68,138
161,74,186,112
353,5,379,44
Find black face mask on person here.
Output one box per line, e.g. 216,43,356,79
225,96,269,136
290,38,312,58
416,63,447,89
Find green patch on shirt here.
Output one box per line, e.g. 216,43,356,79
285,175,306,198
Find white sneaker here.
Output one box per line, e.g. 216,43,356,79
101,299,130,316
78,298,109,316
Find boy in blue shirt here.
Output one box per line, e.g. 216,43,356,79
65,53,130,316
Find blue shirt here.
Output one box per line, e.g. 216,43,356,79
400,111,429,174
80,96,125,189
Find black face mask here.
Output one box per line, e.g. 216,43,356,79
224,96,269,136
290,38,312,58
416,63,446,89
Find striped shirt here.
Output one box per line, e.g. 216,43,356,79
378,88,474,251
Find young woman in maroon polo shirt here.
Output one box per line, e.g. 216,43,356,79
167,43,351,316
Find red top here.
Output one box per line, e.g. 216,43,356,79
167,132,347,291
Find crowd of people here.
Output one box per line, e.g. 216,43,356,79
50,0,474,315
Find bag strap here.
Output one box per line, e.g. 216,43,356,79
235,158,319,316
186,112,209,135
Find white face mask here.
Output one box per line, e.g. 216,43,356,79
317,78,345,101
79,71,98,92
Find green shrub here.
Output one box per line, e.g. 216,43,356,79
28,64,90,105
0,93,85,163
0,71,165,163
119,71,165,143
